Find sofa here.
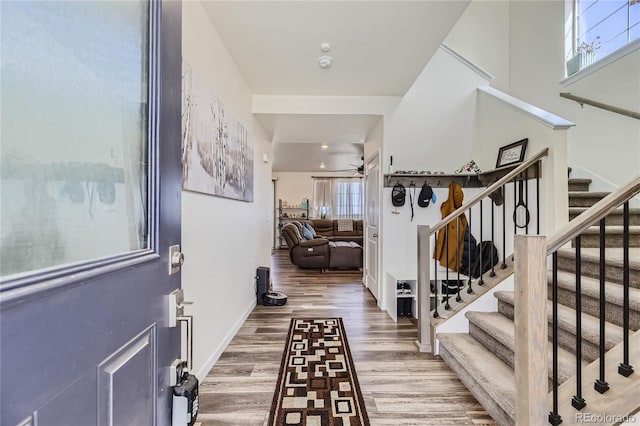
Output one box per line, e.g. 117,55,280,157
281,220,363,270
302,219,363,245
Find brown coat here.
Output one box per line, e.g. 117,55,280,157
434,182,468,271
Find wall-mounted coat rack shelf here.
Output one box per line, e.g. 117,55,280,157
383,161,541,188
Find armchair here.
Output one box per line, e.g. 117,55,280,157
280,223,330,269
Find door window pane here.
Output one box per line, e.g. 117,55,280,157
1,1,149,278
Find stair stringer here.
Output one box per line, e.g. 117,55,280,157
433,274,513,355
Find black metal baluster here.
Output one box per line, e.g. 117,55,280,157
456,217,462,302
513,178,517,236
549,252,562,426
595,218,610,394
433,233,439,319
467,208,474,294
445,225,451,310
490,199,496,277
536,169,540,234
512,178,517,262
572,235,587,410
479,199,484,286
525,172,529,234
501,184,507,269
619,201,634,377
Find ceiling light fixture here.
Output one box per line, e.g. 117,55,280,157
320,162,326,169
320,42,331,52
321,143,328,149
318,55,333,69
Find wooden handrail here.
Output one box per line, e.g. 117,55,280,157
429,148,549,236
547,175,640,253
560,92,640,120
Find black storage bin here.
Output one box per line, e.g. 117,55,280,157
256,267,270,305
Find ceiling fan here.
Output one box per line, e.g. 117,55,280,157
328,157,364,176
326,156,364,175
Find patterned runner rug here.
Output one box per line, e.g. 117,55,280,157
268,318,369,425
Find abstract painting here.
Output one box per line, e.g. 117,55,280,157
181,61,254,201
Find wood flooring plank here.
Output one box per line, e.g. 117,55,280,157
197,250,495,425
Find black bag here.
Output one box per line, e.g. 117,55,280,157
460,229,478,275
417,183,433,207
468,241,498,278
441,279,465,296
392,183,406,207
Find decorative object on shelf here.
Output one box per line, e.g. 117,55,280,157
496,138,528,168
566,36,600,76
277,198,310,249
454,160,481,174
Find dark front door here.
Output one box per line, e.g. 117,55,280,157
0,1,182,425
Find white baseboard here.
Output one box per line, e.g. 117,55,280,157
195,299,255,381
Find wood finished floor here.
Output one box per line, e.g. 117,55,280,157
197,250,495,425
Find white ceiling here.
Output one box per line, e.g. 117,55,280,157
201,1,470,171
257,113,380,172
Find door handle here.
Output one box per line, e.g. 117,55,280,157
372,233,378,238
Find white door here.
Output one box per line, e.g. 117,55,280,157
365,154,380,301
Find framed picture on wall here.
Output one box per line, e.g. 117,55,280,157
496,138,528,168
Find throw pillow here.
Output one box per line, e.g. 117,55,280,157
301,226,314,240
304,223,317,237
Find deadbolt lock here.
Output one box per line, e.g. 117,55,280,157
169,245,184,275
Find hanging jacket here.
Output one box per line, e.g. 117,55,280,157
433,182,468,271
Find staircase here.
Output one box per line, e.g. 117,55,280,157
569,177,640,247
437,174,640,425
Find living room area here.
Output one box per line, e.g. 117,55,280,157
273,164,368,271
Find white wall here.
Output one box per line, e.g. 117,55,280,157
379,46,491,311
447,0,640,188
475,89,570,235
444,0,510,92
273,172,315,211
181,1,272,379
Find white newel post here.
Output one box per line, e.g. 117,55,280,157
514,235,548,425
416,225,432,352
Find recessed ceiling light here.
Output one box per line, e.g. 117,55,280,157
320,162,326,169
320,42,331,52
321,144,328,149
318,55,332,69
